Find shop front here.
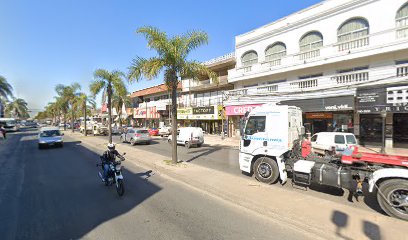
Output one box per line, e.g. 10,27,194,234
133,106,160,128
177,105,224,134
225,104,262,137
280,95,355,136
357,85,408,148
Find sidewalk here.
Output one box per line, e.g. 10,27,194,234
66,132,408,240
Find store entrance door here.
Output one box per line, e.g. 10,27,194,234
312,119,328,134
393,113,408,148
360,114,382,146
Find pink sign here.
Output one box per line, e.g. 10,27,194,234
226,104,262,116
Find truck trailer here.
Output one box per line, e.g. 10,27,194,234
239,104,408,221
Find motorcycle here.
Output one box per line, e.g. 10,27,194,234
97,153,126,196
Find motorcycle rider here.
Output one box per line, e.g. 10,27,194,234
100,143,124,182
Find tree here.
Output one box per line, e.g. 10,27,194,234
76,93,96,136
90,69,126,143
128,26,217,164
111,90,131,129
5,98,29,119
55,83,81,132
0,75,13,100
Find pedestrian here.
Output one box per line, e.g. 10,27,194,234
0,125,6,140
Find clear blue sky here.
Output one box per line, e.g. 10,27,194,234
0,0,321,114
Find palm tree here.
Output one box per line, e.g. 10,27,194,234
76,93,96,136
55,83,81,132
111,91,131,129
5,98,29,119
0,75,13,100
128,26,217,164
90,69,127,143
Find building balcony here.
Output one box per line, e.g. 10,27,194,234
228,28,408,83
226,70,379,98
189,75,230,91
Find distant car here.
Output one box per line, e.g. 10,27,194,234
120,128,152,145
148,128,159,136
38,127,64,149
158,126,172,137
168,127,204,148
310,132,358,155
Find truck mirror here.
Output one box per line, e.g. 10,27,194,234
301,126,305,135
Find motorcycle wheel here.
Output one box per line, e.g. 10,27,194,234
116,179,125,196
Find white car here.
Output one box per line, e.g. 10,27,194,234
38,127,64,149
158,126,172,137
310,132,357,155
168,127,204,148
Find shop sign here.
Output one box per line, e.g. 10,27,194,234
279,96,354,112
225,104,262,116
305,112,333,119
193,106,214,115
133,108,146,118
357,85,408,113
177,108,192,115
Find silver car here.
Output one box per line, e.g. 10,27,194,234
38,127,64,149
120,128,152,145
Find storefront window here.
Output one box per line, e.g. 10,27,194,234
244,116,266,135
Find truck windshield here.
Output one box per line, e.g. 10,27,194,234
244,116,266,135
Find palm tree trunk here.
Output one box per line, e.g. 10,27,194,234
84,103,87,136
71,109,75,133
171,79,178,164
107,84,113,144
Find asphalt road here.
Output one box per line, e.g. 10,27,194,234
0,129,310,240
100,133,384,216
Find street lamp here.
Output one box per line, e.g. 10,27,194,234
380,110,387,154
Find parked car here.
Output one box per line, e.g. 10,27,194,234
38,127,64,149
158,126,172,137
120,128,152,145
148,128,159,136
168,127,204,148
310,132,358,155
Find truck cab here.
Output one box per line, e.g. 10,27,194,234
239,104,303,184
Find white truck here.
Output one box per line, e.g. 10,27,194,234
239,104,408,221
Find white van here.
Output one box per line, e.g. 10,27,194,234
310,132,357,155
168,127,204,148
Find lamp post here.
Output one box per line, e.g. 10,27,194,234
380,110,387,154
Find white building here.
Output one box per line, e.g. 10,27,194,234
225,0,408,148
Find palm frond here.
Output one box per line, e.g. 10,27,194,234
182,61,218,83
182,30,209,56
89,79,106,96
137,26,169,54
0,75,13,99
128,56,165,82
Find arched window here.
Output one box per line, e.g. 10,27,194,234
299,31,323,52
337,18,369,42
396,2,408,38
265,42,286,61
241,51,258,66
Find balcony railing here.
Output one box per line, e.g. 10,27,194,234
189,76,229,91
331,70,369,84
257,84,279,93
261,59,281,68
337,36,369,51
203,52,235,66
397,63,408,77
298,49,320,60
290,78,318,90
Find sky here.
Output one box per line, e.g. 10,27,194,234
0,0,321,115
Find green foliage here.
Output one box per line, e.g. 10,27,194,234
5,98,29,119
0,75,13,99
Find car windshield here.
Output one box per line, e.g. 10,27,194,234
40,130,61,137
346,135,357,144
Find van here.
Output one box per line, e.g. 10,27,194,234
310,132,357,155
168,127,204,148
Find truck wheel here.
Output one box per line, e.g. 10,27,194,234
377,179,408,221
130,138,136,146
253,157,279,184
185,141,191,149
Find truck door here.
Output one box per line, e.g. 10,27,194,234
241,116,267,154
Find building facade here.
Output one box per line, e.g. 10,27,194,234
224,0,408,148
179,53,235,134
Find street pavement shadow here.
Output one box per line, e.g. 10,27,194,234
184,146,223,163
0,131,162,240
331,210,382,240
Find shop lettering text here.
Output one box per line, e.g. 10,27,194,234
325,104,352,110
